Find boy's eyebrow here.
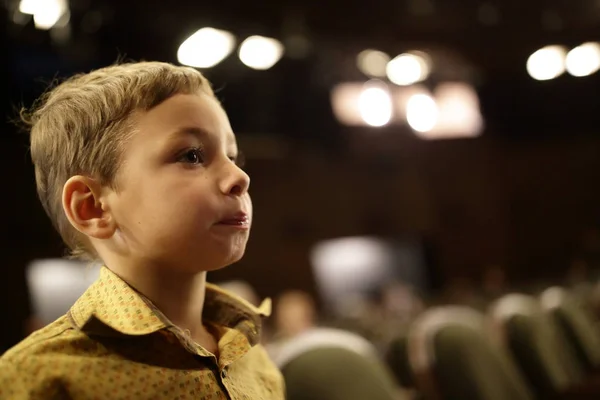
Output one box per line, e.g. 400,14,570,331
169,126,237,147
168,126,210,141
168,127,238,150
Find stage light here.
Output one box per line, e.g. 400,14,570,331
331,83,363,126
386,52,430,86
526,45,566,81
177,28,235,69
431,82,483,138
19,0,38,15
331,82,392,127
358,83,393,127
238,35,284,70
406,93,438,133
566,42,600,77
19,0,67,30
357,49,390,78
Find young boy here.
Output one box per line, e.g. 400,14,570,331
0,62,285,399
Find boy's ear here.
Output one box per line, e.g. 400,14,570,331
62,176,116,240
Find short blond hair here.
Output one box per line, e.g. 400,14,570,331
21,62,215,260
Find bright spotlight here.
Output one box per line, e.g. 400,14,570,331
331,83,363,126
566,42,600,77
526,45,567,81
386,52,430,86
358,83,393,127
20,0,67,30
177,28,236,69
406,94,438,133
19,0,38,14
433,83,483,138
357,49,390,78
239,35,284,70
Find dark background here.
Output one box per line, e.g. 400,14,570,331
2,0,600,351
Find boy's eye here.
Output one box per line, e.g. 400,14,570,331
179,148,204,164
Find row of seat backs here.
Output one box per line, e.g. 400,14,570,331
271,327,406,400
386,286,600,400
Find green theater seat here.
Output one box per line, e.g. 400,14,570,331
490,293,583,398
407,306,534,400
282,346,403,400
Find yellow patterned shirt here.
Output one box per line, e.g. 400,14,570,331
0,267,285,400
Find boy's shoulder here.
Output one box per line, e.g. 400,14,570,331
1,314,80,364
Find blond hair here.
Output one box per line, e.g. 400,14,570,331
21,62,215,260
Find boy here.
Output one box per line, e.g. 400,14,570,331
0,62,285,399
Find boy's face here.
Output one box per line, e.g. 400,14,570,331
106,93,251,272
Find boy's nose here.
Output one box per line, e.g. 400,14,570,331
220,164,250,196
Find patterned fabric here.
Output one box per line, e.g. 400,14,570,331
0,267,285,400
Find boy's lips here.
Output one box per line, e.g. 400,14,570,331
216,212,250,228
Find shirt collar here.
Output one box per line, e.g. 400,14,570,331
69,266,270,346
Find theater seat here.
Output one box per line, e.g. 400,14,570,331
270,327,404,400
385,334,416,389
407,306,533,400
541,287,600,373
490,293,583,398
282,346,403,400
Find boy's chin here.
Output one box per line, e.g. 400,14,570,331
196,251,245,272
220,252,246,269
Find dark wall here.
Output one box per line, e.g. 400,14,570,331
211,132,600,295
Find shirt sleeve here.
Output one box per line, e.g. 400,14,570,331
0,358,29,400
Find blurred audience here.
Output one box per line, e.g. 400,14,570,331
441,276,485,309
481,265,508,301
581,227,600,272
273,290,318,340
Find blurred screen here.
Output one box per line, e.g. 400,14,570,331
310,236,429,314
26,259,101,324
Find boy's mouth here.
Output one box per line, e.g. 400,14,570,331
217,213,250,227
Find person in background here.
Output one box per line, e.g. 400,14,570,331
481,265,508,303
0,61,284,400
267,289,380,368
441,276,485,309
273,290,317,340
581,227,600,272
